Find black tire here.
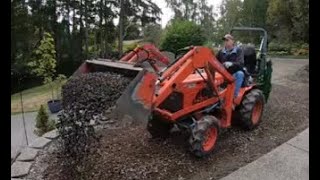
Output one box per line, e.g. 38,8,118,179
147,114,173,139
238,89,265,130
189,115,220,158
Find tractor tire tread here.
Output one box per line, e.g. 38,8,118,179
189,116,219,158
238,89,265,130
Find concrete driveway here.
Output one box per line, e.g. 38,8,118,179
11,112,58,161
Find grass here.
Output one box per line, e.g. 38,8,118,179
11,80,66,114
123,39,143,45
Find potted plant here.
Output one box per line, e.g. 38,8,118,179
45,77,61,113
48,74,67,113
46,76,62,113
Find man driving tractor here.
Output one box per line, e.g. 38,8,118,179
216,34,244,98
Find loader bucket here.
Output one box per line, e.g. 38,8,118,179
111,70,157,124
73,59,143,76
73,59,157,125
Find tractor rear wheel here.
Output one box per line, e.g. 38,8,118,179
189,115,220,158
238,89,265,130
147,114,173,139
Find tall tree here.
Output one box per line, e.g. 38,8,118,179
118,0,162,54
219,0,243,31
267,0,292,42
266,0,309,43
142,23,163,46
165,0,216,41
241,0,268,28
198,0,216,40
165,0,198,20
289,0,309,43
118,0,124,55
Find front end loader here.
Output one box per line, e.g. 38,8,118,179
71,43,170,123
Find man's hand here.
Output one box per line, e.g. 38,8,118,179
223,61,233,68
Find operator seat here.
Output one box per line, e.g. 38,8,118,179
241,44,257,74
239,44,258,87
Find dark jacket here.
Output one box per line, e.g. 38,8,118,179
216,46,244,74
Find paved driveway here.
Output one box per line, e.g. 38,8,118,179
11,112,58,160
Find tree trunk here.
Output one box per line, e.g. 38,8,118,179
104,0,109,58
52,0,60,65
11,2,16,64
84,0,89,59
185,2,189,20
71,0,76,62
79,0,84,60
66,0,71,37
50,82,55,100
65,0,73,62
72,0,77,33
99,0,103,57
118,0,124,56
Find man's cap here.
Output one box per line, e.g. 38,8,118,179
222,34,234,41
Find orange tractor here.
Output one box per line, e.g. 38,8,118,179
74,27,272,157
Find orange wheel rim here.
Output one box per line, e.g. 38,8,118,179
202,127,218,152
252,100,263,124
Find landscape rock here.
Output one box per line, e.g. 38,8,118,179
17,148,39,162
30,137,51,149
43,129,59,139
11,161,32,178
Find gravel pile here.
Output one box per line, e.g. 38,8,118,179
61,72,132,116
55,72,133,179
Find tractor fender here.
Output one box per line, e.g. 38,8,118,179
234,85,257,105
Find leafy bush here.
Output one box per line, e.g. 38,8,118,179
268,41,309,56
268,42,291,52
160,20,206,53
300,43,309,50
291,48,309,56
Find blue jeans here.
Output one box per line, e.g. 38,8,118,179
233,70,244,97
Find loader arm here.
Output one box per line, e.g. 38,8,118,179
120,44,170,66
152,46,236,128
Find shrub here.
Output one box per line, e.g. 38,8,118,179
268,42,291,52
160,20,206,53
34,105,55,136
300,43,309,50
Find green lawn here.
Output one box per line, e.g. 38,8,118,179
11,80,66,114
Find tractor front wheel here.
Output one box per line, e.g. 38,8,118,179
189,115,220,158
238,89,265,130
